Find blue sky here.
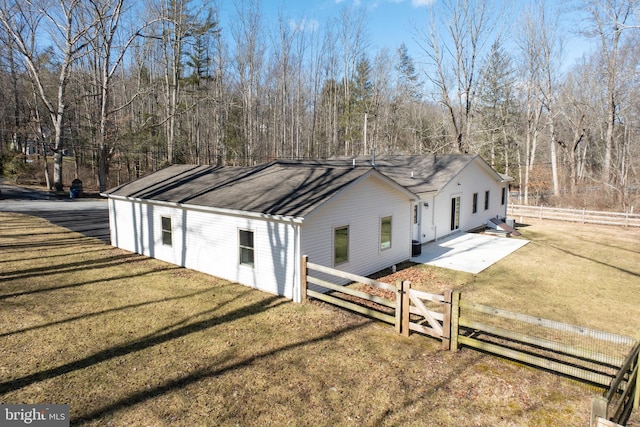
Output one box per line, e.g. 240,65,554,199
214,0,592,72
268,0,435,52
217,0,437,56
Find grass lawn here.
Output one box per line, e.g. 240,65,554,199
379,218,640,338
0,213,639,426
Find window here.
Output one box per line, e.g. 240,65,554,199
239,230,254,267
413,205,418,224
484,190,490,210
380,216,392,250
334,226,349,265
501,187,506,205
472,193,478,214
161,216,172,246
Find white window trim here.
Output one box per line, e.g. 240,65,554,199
333,225,349,266
380,215,392,251
161,216,172,247
238,228,255,268
472,193,478,214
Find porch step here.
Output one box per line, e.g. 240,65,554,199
489,218,521,237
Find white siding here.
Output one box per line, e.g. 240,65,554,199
108,171,413,301
301,173,413,280
427,159,508,240
108,198,300,300
418,193,437,243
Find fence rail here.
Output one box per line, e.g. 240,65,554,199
301,256,450,347
451,294,635,388
300,257,639,425
508,204,640,227
592,342,640,426
303,259,400,328
449,292,638,426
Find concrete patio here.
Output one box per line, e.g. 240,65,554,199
411,232,529,274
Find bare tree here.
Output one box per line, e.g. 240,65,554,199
336,6,367,156
556,70,589,196
148,0,216,164
535,1,563,197
0,0,95,190
419,0,503,154
83,0,154,192
582,0,635,186
230,0,264,164
516,3,555,205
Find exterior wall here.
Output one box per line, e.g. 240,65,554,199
301,173,413,281
417,193,436,243
107,172,412,301
108,198,300,300
414,159,508,242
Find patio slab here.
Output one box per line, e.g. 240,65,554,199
411,232,529,274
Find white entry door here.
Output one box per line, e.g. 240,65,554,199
450,196,460,231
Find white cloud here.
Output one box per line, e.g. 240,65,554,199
289,18,320,33
411,0,435,6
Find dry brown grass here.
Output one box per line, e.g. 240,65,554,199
0,212,638,426
381,218,640,339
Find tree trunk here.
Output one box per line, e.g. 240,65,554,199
549,117,559,197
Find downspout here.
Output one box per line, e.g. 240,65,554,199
294,222,302,303
432,195,437,241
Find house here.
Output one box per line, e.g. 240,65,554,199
102,155,510,302
102,161,418,302
344,154,512,243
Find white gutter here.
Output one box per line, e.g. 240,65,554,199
103,193,305,225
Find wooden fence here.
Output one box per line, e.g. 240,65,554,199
595,418,624,427
450,292,636,387
449,291,639,426
591,342,640,426
301,258,639,424
301,256,451,349
508,204,640,227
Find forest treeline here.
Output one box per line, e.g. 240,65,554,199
0,0,638,209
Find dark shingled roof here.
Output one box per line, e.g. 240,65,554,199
327,154,503,193
104,161,387,217
104,155,505,217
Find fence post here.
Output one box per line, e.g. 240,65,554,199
450,290,461,352
635,348,640,410
591,395,608,427
441,289,453,351
401,281,411,337
395,280,403,335
300,255,308,302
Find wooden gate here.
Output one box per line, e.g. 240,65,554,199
301,256,451,348
399,283,452,350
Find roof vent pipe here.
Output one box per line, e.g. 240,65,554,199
352,158,356,168
371,148,376,168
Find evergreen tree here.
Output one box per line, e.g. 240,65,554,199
476,40,518,174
